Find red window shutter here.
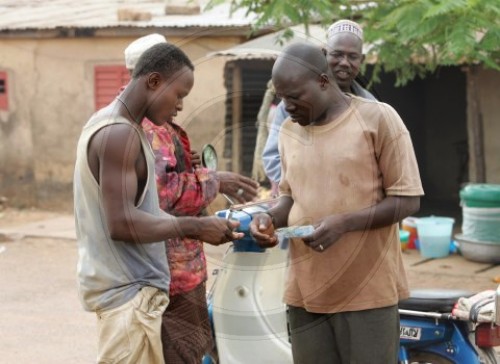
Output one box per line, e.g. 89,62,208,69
94,65,131,110
0,71,8,111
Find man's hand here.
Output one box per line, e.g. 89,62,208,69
249,213,278,248
302,215,346,252
193,216,244,246
302,196,421,252
217,171,259,204
190,150,201,167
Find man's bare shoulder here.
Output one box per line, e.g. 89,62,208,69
86,110,138,137
86,114,142,158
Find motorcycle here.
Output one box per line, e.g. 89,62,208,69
201,202,500,364
399,289,500,363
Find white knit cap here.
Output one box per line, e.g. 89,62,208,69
124,33,167,69
327,20,363,41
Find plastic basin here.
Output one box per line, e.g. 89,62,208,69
455,234,500,264
416,216,455,258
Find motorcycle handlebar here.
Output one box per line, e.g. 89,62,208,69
399,309,456,321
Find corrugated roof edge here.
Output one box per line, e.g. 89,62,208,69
0,1,264,39
0,25,271,39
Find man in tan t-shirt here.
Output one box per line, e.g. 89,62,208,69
250,42,424,364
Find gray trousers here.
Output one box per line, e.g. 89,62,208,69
288,305,399,364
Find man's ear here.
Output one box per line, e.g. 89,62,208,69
146,72,162,90
319,73,330,89
361,54,366,64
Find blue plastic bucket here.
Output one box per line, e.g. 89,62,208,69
416,216,455,258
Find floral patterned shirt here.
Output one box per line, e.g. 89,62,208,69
142,119,219,296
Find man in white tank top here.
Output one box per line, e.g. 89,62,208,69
74,42,243,364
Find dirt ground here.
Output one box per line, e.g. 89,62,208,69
1,207,500,364
0,207,61,228
0,207,229,364
0,208,95,364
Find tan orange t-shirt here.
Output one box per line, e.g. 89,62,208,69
278,96,424,313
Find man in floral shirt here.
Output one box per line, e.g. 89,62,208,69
124,34,259,363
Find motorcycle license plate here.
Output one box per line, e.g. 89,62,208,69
400,326,422,340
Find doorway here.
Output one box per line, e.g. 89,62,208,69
369,66,467,220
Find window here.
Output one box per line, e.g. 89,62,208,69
0,71,8,111
94,65,130,110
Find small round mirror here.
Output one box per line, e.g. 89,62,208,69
201,144,218,170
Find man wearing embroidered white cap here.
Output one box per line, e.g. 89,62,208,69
124,33,168,71
123,34,259,363
262,19,376,196
325,19,374,99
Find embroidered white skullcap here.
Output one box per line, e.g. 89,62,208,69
124,33,167,69
327,19,363,41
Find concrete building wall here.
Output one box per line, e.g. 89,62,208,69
0,35,240,209
0,39,39,207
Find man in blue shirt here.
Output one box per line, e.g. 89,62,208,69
262,19,377,192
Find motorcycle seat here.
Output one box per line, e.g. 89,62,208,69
399,289,474,312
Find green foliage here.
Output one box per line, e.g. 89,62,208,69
362,0,500,84
207,0,351,29
207,0,500,86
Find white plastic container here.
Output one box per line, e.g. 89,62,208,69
462,206,500,242
416,216,455,258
